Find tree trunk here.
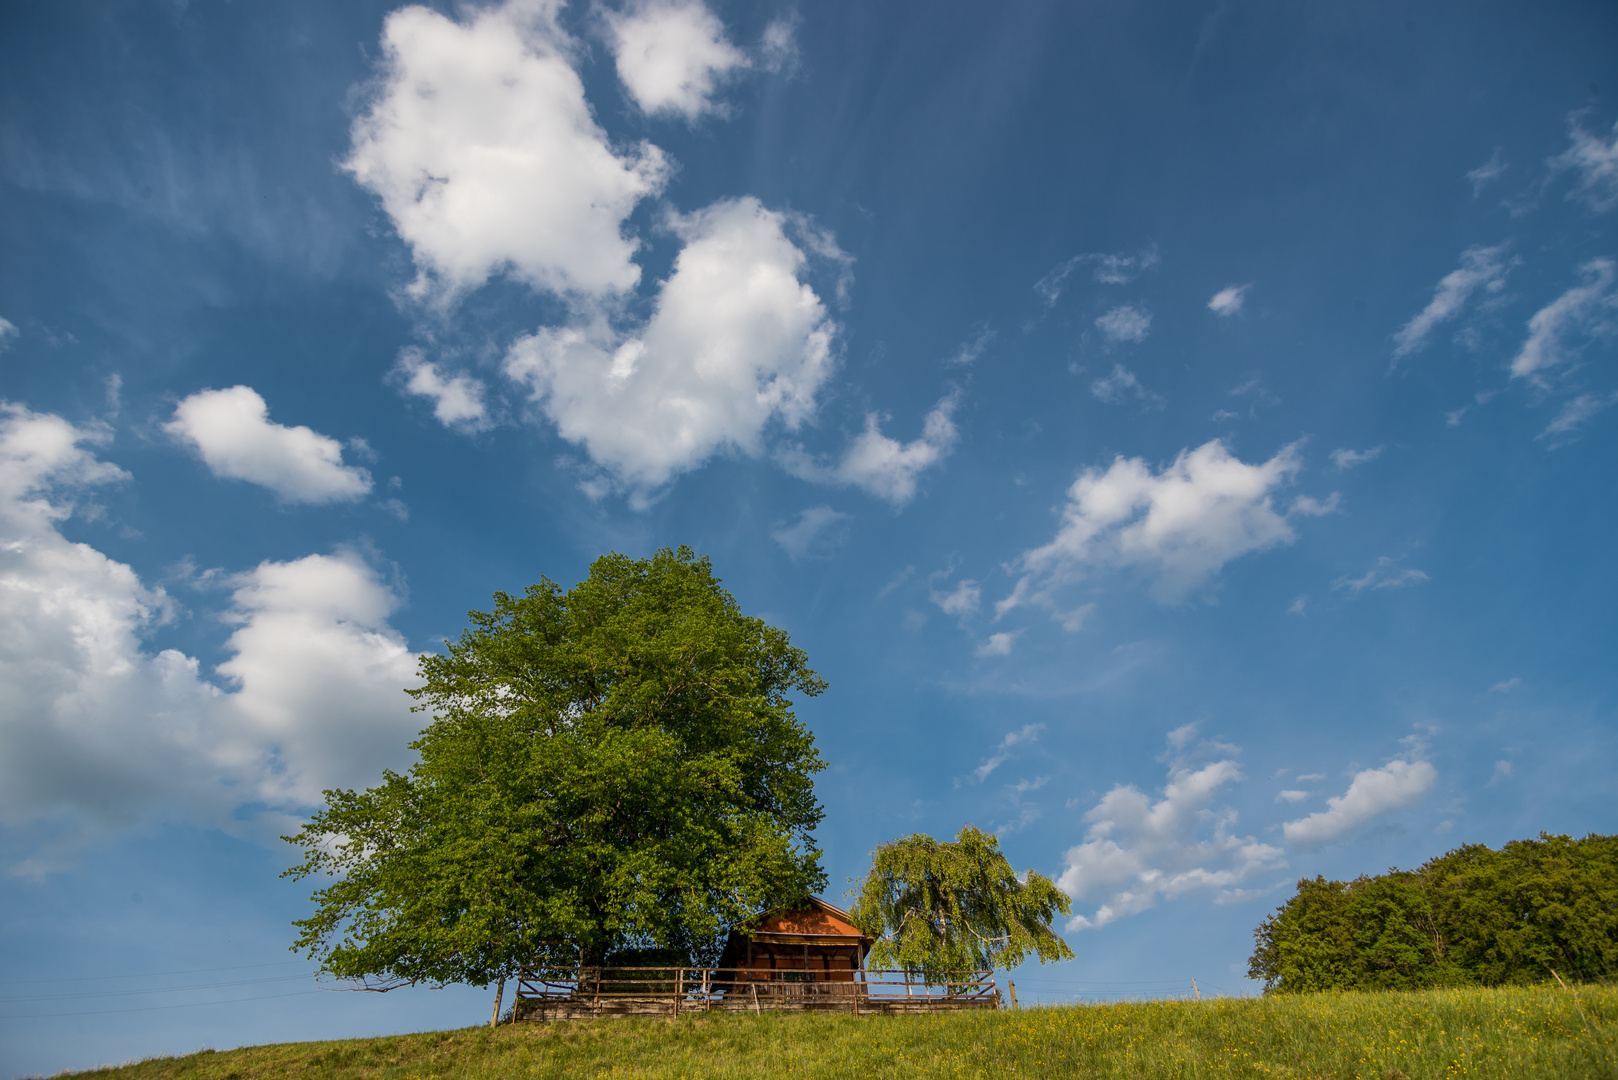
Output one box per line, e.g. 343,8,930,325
490,976,506,1028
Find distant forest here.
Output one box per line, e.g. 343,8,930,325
1248,833,1618,992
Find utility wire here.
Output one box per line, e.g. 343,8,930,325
0,989,328,1021
0,974,322,1005
0,959,313,986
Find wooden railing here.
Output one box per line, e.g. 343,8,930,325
512,966,999,1019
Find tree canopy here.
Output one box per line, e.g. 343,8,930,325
283,546,828,990
1249,832,1618,993
849,825,1074,977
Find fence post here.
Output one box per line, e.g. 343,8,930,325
1008,980,1018,1011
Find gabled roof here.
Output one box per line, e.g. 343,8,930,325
739,895,871,942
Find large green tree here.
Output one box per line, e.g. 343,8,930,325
849,825,1074,978
1249,832,1618,992
283,547,828,992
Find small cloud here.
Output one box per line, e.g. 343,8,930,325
946,324,995,366
1466,148,1507,197
1207,284,1250,316
1035,246,1160,306
0,317,18,349
876,564,915,599
1287,595,1308,616
1330,445,1384,470
1332,557,1430,594
1289,492,1341,517
1294,773,1326,783
394,348,491,431
931,578,981,617
1090,363,1162,407
1095,305,1152,344
781,392,960,505
901,609,926,631
1510,258,1618,382
1282,757,1437,847
1549,113,1618,213
1392,243,1516,361
971,723,1043,782
770,505,850,562
1166,722,1198,752
605,0,750,121
1275,789,1311,804
378,498,409,521
1539,390,1618,445
164,386,372,504
1011,776,1050,794
976,631,1019,658
1487,760,1514,787
1488,677,1521,694
756,15,798,73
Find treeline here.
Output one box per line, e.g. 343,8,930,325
1248,832,1618,992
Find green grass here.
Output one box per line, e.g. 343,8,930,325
56,984,1618,1080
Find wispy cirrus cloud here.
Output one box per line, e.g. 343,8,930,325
1392,243,1515,361
1509,258,1618,382
1035,245,1159,306
1550,113,1618,213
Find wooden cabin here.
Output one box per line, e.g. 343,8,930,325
715,896,872,992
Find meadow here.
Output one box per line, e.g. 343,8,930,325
59,983,1617,1080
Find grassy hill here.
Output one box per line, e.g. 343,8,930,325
58,984,1617,1080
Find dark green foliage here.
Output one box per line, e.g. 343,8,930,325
1250,832,1618,992
283,547,828,990
849,825,1074,978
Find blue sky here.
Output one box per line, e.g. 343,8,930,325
2,0,1616,1073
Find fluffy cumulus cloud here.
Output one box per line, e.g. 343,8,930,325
1392,243,1515,360
1552,114,1618,213
164,386,372,504
506,198,842,492
1000,439,1311,610
1095,304,1152,344
1282,758,1437,847
769,505,849,562
0,404,422,874
1509,258,1618,381
394,348,490,430
781,392,959,505
605,0,748,120
1059,735,1285,931
1207,284,1249,316
344,0,668,304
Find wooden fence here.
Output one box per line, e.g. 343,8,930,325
512,966,1000,1020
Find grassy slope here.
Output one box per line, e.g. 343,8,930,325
61,985,1617,1080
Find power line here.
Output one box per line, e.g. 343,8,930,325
0,959,313,986
0,974,321,1005
0,989,329,1021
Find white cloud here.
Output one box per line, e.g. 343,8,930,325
1275,789,1310,804
164,386,372,504
605,0,749,121
1332,557,1429,593
769,505,849,562
505,197,842,493
782,392,959,506
1207,284,1249,316
1330,445,1383,470
0,317,17,349
946,324,995,366
1540,390,1618,444
1488,760,1514,786
344,0,669,305
0,405,423,874
1282,758,1437,847
1392,243,1514,360
1090,364,1161,407
1095,305,1152,344
1510,258,1618,381
394,348,490,430
1034,246,1159,306
1059,740,1285,931
1000,439,1308,610
1466,148,1507,197
1295,772,1325,782
1489,677,1521,694
971,723,1043,783
975,631,1019,658
1551,115,1618,213
931,578,981,617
